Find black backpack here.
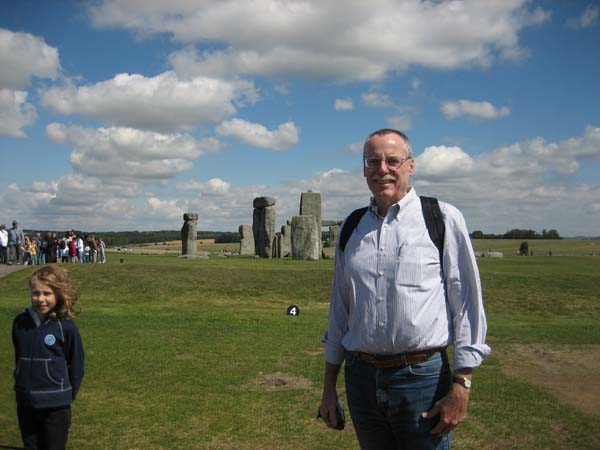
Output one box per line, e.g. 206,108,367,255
338,196,445,263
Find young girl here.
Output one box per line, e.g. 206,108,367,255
12,265,84,450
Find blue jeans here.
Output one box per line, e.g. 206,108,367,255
345,350,452,450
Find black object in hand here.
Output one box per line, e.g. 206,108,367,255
317,399,345,430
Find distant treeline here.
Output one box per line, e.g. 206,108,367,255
470,229,561,239
101,231,241,246
25,230,241,246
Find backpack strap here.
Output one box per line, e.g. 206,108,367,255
338,197,446,262
339,207,368,252
420,196,445,262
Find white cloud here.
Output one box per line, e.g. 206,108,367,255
30,180,58,194
90,1,549,81
176,178,231,196
46,122,67,143
334,98,354,111
273,82,291,96
0,89,37,137
0,28,60,89
411,77,422,92
416,146,474,178
145,197,185,222
441,99,511,120
45,123,206,181
348,142,363,153
41,72,258,132
362,90,394,109
387,115,412,131
3,122,599,236
565,5,599,29
217,118,299,151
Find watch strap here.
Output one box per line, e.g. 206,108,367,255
452,376,471,389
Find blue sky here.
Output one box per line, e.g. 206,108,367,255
1,0,599,236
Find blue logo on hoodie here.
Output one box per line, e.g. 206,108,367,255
44,334,56,346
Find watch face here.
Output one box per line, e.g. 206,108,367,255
454,376,471,388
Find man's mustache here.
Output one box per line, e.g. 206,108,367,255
371,174,397,183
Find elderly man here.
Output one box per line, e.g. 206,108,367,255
319,129,490,449
8,220,25,265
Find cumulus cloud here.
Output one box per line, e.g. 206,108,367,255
0,28,60,89
176,178,231,195
407,129,600,235
387,115,412,131
416,146,474,178
415,127,600,185
0,89,37,137
41,72,258,132
441,99,511,120
334,99,354,111
45,123,207,181
145,197,185,221
90,1,549,81
3,124,599,236
217,118,299,151
565,5,599,29
362,91,395,109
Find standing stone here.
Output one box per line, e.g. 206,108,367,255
291,215,320,260
181,213,198,255
273,233,281,258
239,224,255,256
252,196,276,258
329,224,341,247
280,224,292,257
252,208,261,255
299,191,322,255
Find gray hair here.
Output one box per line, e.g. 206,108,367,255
364,128,413,157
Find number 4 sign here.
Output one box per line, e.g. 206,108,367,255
286,305,300,316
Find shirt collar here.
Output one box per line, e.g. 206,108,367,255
27,306,42,327
369,187,418,220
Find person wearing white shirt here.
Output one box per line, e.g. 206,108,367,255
319,129,490,449
0,224,8,264
76,236,84,264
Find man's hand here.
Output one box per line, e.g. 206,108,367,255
421,382,470,436
319,362,342,429
319,387,340,429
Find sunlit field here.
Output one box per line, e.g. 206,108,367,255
1,248,598,449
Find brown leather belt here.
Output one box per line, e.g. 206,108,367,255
352,347,446,369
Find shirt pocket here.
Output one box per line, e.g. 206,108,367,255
395,244,425,288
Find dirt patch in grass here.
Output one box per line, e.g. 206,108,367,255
495,343,600,416
303,348,323,356
247,372,312,391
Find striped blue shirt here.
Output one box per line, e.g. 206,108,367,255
324,188,491,370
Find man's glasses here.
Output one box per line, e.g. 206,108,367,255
363,156,412,170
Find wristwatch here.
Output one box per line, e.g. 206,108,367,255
452,376,472,389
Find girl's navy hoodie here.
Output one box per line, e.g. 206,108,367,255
12,307,84,409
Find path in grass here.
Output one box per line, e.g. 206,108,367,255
0,264,27,278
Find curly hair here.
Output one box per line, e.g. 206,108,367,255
29,265,81,320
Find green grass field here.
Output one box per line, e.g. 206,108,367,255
1,249,599,449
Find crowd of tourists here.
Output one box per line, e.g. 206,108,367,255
0,220,106,266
